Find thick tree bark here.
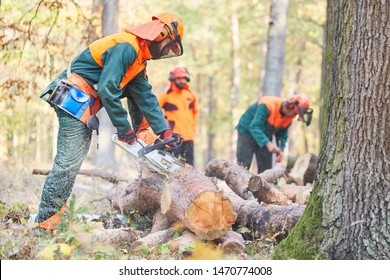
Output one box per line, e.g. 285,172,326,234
274,0,390,260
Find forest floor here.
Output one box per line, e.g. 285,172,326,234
0,159,276,260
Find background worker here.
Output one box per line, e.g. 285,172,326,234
158,67,199,166
35,12,184,231
236,95,313,174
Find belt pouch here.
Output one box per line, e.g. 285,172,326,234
48,80,91,120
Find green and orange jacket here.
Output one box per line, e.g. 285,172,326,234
158,83,198,141
40,31,168,135
236,96,295,151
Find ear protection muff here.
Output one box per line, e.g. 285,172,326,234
154,25,171,42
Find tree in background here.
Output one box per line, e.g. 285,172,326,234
261,0,289,97
273,0,390,260
0,0,325,171
93,0,118,168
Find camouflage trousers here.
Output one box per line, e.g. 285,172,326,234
35,108,92,223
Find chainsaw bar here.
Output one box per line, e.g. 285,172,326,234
111,134,183,176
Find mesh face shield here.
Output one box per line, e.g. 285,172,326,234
157,21,183,59
298,107,313,126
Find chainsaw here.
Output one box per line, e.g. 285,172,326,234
111,129,184,176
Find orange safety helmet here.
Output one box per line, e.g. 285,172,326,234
125,12,184,59
152,12,184,43
287,95,313,126
152,12,184,59
169,67,190,82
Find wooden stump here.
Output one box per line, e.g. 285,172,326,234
288,153,318,185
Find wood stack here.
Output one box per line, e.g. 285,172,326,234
33,153,318,258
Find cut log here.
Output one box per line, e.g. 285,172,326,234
150,210,171,234
109,165,237,241
219,230,245,255
130,228,175,251
204,159,252,198
280,184,313,204
288,153,318,185
108,180,161,215
248,177,290,206
216,180,305,240
161,166,237,240
257,163,287,183
205,159,290,205
168,230,198,257
93,227,142,246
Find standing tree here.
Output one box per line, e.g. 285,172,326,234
273,0,390,260
261,0,289,97
94,0,118,168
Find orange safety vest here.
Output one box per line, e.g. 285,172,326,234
68,32,151,125
258,96,294,129
89,32,151,89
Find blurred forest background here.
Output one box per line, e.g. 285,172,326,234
0,0,325,211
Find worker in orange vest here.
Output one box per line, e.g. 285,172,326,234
36,12,184,231
236,95,313,173
158,67,199,166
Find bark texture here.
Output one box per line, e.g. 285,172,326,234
274,0,390,260
205,159,290,205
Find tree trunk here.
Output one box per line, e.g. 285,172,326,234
230,12,240,161
93,0,118,168
273,0,390,260
262,0,290,97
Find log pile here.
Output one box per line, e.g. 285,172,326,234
33,153,317,259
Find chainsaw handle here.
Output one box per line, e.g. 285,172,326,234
137,136,183,156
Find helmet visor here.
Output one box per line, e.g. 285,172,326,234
298,107,313,126
159,40,183,59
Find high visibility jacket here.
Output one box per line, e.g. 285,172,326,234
40,32,168,134
236,96,295,151
158,83,199,141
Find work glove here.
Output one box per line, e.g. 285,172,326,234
118,129,136,144
158,129,182,148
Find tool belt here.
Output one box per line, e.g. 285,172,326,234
48,73,101,125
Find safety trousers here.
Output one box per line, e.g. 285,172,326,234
35,107,92,230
